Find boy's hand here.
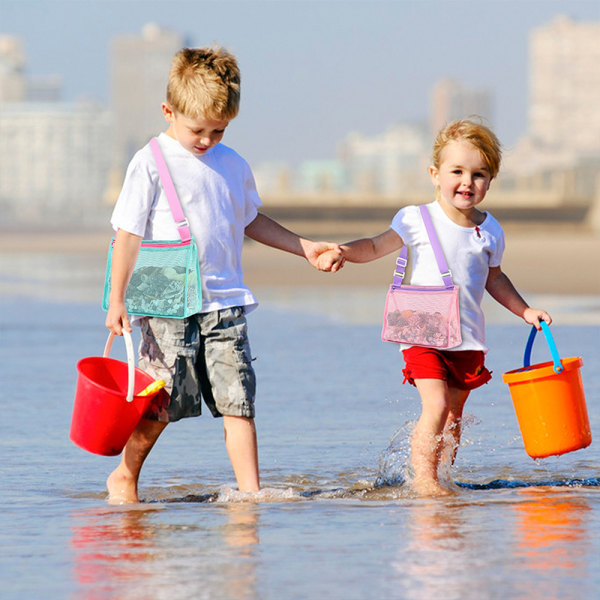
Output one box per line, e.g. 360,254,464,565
316,249,345,272
305,241,344,272
523,308,552,330
105,300,132,335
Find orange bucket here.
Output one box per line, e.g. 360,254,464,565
70,331,163,456
502,322,591,459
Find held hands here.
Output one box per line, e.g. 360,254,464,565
315,248,345,272
523,307,552,330
305,241,345,272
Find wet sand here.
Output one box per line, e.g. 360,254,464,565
1,220,599,294
243,221,600,295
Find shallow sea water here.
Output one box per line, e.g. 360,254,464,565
1,251,599,599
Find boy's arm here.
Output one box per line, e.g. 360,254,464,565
486,266,551,329
105,229,143,335
245,212,342,270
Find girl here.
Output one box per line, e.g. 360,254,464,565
320,120,551,496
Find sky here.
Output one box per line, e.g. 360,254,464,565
2,0,599,167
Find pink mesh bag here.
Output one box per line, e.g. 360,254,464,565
381,205,462,349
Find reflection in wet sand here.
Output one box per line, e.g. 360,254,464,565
70,504,260,600
512,488,591,598
395,500,474,600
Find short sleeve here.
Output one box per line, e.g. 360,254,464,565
390,204,421,246
110,149,159,236
488,225,505,268
242,161,262,227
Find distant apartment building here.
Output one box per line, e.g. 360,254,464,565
430,79,493,135
529,16,600,154
339,123,429,195
0,101,112,226
110,23,184,168
0,35,27,102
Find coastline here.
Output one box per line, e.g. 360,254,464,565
2,221,598,295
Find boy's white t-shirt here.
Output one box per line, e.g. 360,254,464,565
111,132,262,316
390,200,505,352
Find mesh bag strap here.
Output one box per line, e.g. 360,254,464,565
391,246,409,287
149,137,191,243
419,204,454,289
391,205,455,289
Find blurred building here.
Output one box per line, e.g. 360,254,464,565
110,23,184,168
503,14,600,205
430,79,493,136
338,123,429,195
0,101,112,227
0,35,26,102
253,162,293,196
529,16,600,154
26,75,62,102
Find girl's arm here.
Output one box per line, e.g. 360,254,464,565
245,212,341,270
485,266,551,329
316,228,404,271
105,229,143,335
340,229,404,263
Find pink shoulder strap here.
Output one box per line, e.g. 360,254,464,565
149,137,191,242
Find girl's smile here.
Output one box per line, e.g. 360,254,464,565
429,139,492,225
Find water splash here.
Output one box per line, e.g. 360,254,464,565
374,421,414,487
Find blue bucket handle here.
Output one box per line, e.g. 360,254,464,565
523,320,563,374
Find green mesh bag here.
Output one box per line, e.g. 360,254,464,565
102,238,201,318
102,137,202,319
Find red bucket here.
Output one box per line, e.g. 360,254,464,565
70,331,161,456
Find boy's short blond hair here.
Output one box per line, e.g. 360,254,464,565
166,47,241,121
432,119,502,178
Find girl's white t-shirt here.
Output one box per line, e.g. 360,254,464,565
390,200,505,352
111,133,262,315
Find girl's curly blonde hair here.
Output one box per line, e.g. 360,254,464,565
432,119,502,179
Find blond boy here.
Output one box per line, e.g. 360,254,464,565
106,47,340,503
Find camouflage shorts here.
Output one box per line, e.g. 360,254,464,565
138,307,256,422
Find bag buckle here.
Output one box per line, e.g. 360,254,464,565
396,256,408,268
175,218,189,229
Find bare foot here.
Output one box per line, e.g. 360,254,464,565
411,477,455,498
106,468,139,504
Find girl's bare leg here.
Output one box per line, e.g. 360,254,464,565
223,416,260,492
411,379,454,496
440,387,470,468
106,418,168,504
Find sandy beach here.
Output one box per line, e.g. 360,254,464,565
2,219,597,295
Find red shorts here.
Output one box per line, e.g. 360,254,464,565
401,347,492,390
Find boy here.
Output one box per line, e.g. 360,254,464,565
105,47,340,503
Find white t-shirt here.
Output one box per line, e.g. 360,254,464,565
390,200,505,352
111,133,262,315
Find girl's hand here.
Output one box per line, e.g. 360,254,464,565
523,307,552,330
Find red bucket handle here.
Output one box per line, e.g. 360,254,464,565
103,330,135,402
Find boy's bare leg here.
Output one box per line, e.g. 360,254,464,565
106,418,168,504
223,416,260,492
410,379,454,497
